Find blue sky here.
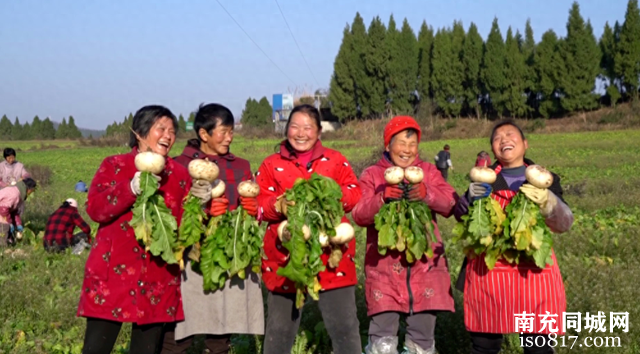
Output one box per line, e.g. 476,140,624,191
0,0,629,130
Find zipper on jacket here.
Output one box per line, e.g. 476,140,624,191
406,264,414,315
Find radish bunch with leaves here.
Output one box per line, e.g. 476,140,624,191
277,173,355,308
374,166,437,263
129,151,182,266
198,180,265,292
178,159,220,264
452,166,507,269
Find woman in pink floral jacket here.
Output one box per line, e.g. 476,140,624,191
77,105,194,354
352,116,458,354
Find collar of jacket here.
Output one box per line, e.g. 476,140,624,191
375,151,425,169
16,181,27,201
178,138,237,162
278,139,325,162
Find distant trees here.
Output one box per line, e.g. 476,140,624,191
327,0,640,120
241,97,273,128
0,115,83,141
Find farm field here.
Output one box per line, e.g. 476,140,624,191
1,129,639,353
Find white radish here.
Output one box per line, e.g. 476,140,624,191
318,232,330,247
238,181,260,198
525,165,553,189
384,166,405,185
404,166,424,184
188,159,219,182
329,222,355,245
210,180,226,198
277,221,310,242
135,151,165,174
469,166,497,184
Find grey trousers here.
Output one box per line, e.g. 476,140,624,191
263,286,362,354
0,223,10,247
369,311,436,350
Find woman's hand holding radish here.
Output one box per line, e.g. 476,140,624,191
190,179,213,203
240,196,258,217
406,182,427,201
467,183,492,201
210,198,229,217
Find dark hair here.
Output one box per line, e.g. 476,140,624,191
194,103,235,142
490,119,526,144
62,201,71,208
23,177,37,190
128,105,178,148
444,144,450,150
3,148,16,159
389,128,419,146
284,104,322,136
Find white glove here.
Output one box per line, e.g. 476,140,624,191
190,179,213,204
130,171,162,196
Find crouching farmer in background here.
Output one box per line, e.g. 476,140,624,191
352,116,458,354
0,178,37,247
44,198,92,252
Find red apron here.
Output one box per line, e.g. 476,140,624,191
464,165,567,334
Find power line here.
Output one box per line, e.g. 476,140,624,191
273,0,321,89
214,0,297,87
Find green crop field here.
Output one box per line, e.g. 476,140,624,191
1,130,639,353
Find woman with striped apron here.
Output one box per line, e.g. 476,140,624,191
454,120,574,354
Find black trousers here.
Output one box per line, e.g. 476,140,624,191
470,332,555,354
437,168,449,181
81,317,164,354
159,322,231,354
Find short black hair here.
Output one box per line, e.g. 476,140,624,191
129,105,178,148
23,177,37,190
444,144,450,150
285,104,322,136
194,103,235,142
3,148,16,159
490,119,526,144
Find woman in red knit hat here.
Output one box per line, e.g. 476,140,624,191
352,116,458,354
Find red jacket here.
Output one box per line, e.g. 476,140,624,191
77,148,192,325
351,154,457,316
256,140,362,293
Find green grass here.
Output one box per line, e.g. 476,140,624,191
2,130,639,353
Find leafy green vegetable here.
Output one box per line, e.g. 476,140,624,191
129,171,180,265
178,194,207,252
277,173,346,308
374,198,437,263
198,207,264,292
504,193,554,268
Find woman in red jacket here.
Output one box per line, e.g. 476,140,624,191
256,104,363,354
453,120,574,354
352,116,457,354
77,105,196,354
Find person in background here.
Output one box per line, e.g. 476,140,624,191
434,144,453,181
75,180,89,193
0,148,31,188
43,198,92,252
474,151,492,167
77,105,195,354
352,116,457,354
256,104,363,354
0,178,37,247
160,103,263,354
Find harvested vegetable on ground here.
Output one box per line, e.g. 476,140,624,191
452,166,507,269
374,166,437,263
199,181,265,292
276,173,353,308
179,159,220,261
504,165,554,268
129,151,181,265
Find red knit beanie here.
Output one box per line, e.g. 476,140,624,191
383,116,422,148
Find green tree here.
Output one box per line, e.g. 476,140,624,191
30,116,43,139
22,122,31,140
385,15,403,114
504,28,529,117
389,18,419,114
329,25,358,120
241,97,272,128
462,22,484,118
11,118,22,140
535,30,564,117
600,22,622,106
559,2,600,112
481,18,507,116
523,19,538,114
41,118,56,140
56,118,69,139
178,114,187,132
417,21,434,107
363,16,388,117
0,115,12,139
350,13,369,116
258,97,273,124
615,0,640,100
431,25,464,117
67,116,83,139
188,112,195,123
